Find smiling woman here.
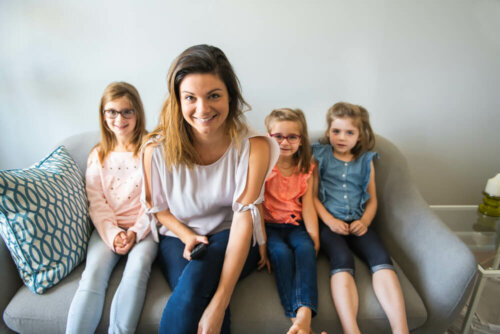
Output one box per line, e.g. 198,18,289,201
141,45,279,334
179,73,231,164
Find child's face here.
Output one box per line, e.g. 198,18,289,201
268,120,302,158
328,117,360,156
179,73,230,140
103,96,137,141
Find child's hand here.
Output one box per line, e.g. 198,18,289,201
257,244,271,273
184,234,209,261
349,220,368,236
314,238,320,256
113,231,127,254
126,230,136,245
114,231,136,255
310,235,320,256
326,217,349,235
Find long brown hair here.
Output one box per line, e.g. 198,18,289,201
146,44,250,169
97,82,146,163
320,102,375,160
265,108,312,174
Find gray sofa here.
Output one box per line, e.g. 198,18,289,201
1,131,477,333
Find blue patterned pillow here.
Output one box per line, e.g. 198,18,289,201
0,146,92,294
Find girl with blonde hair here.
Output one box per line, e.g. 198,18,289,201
67,82,157,334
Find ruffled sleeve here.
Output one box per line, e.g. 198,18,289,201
232,131,280,246
140,139,169,243
359,151,379,209
311,143,331,202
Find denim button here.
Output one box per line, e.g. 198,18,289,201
342,174,346,178
343,184,346,188
344,194,347,199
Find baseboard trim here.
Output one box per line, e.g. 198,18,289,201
430,205,498,252
430,205,478,210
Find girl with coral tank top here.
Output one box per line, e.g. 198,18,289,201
263,108,320,334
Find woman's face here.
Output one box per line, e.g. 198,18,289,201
178,73,230,140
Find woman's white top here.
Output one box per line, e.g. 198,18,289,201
142,129,279,245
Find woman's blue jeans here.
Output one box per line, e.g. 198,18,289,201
158,229,259,334
266,223,318,318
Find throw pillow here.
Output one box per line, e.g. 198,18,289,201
0,145,92,294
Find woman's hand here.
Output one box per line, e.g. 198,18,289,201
349,220,368,236
197,299,225,334
114,230,136,255
257,244,271,273
183,234,209,261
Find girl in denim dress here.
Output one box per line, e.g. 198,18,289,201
263,108,319,334
313,102,409,334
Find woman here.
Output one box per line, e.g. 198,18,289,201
142,44,279,333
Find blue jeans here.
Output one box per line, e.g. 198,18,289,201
266,223,318,318
158,229,259,334
66,230,158,334
320,221,394,276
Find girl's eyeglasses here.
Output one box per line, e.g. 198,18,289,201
269,133,302,144
103,109,136,119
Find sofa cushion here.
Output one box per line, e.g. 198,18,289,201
0,146,92,294
4,255,426,333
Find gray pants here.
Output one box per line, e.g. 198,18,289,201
66,230,157,334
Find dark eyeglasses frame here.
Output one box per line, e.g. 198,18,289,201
269,133,302,143
103,109,136,119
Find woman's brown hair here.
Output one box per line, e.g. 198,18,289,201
146,44,250,169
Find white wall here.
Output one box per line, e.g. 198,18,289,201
1,0,499,205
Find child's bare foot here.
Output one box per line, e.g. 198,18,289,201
287,307,313,334
287,320,310,334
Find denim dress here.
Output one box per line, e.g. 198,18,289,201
312,143,378,222
312,143,393,276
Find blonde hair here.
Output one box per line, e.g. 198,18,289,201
265,108,312,174
320,102,375,160
146,45,249,169
97,81,146,164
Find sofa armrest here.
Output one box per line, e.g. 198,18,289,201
0,237,21,334
373,135,477,334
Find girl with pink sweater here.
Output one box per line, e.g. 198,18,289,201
66,82,157,334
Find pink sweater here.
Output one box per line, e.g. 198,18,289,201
86,148,150,251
